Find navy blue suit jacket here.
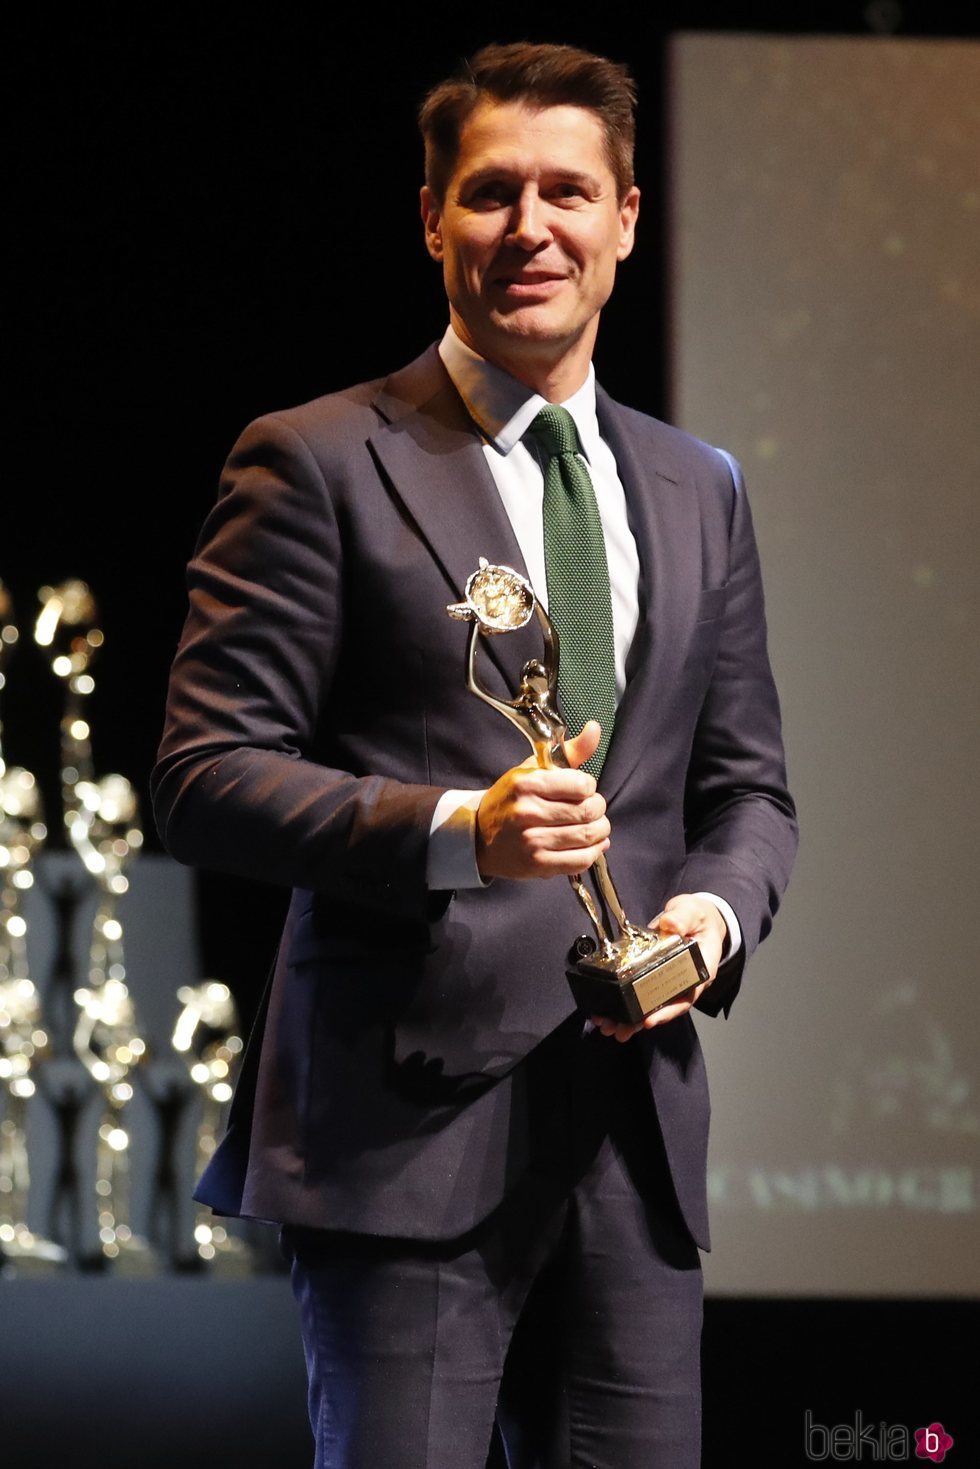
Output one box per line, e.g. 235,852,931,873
151,345,797,1248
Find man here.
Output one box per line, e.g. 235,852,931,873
153,41,797,1469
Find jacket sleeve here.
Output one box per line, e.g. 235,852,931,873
151,413,445,924
679,453,798,1016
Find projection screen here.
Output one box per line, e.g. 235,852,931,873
670,33,980,1296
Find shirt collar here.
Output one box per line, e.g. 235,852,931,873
438,324,599,462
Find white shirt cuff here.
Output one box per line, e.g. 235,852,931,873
425,807,743,946
427,789,490,891
694,892,742,961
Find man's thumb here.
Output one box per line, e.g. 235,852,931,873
563,720,602,770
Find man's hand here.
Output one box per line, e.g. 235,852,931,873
476,721,611,881
591,893,727,1042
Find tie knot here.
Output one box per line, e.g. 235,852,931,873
528,404,581,459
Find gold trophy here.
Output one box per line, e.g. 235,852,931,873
448,561,708,1023
0,584,67,1272
172,981,252,1274
71,775,156,1271
35,581,154,1268
34,580,104,824
34,581,143,917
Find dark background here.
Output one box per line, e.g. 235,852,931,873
10,0,976,1021
5,5,976,1465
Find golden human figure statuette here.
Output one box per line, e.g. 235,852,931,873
0,583,66,1273
448,561,708,1023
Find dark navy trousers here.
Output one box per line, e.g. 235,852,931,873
279,1029,703,1469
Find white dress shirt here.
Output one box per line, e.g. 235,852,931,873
424,326,741,958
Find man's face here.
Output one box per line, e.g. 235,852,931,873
421,101,639,375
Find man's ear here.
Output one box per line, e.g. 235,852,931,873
420,185,444,262
616,186,640,263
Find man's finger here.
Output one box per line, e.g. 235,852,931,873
530,837,611,875
654,901,700,937
653,895,727,983
562,719,602,770
508,769,598,807
642,984,705,1029
508,792,606,830
521,815,611,851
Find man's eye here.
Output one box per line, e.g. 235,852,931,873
554,183,585,200
468,183,510,207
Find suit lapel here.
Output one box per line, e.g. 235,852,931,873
596,390,705,804
370,352,708,789
369,346,542,698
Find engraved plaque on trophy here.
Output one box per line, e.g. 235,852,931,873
448,561,708,1023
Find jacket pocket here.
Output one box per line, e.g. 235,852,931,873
695,585,728,623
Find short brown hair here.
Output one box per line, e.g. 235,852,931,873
419,42,637,204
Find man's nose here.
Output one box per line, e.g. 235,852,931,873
505,187,551,249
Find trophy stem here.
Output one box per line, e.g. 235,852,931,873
532,738,648,959
94,1098,139,1264
0,1092,31,1229
568,875,614,956
84,1092,155,1273
591,858,648,945
0,1091,68,1272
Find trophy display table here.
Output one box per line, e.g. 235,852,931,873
2,854,260,1272
0,851,310,1466
0,1276,309,1469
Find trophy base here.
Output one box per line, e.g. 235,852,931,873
85,1233,161,1276
567,931,708,1024
191,1225,255,1277
0,1224,69,1277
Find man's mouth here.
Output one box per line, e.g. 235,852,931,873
494,271,567,295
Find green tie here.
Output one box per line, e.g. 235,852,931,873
528,404,617,778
